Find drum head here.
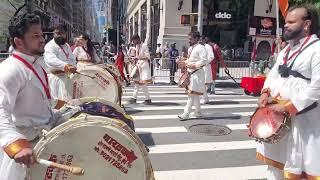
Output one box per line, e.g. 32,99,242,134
98,64,121,79
28,116,153,180
249,107,285,139
68,97,134,130
67,65,119,103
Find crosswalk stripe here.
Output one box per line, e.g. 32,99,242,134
126,104,257,111
135,124,248,134
149,140,255,154
136,127,188,133
122,94,245,99
131,112,253,120
154,165,267,180
122,98,257,105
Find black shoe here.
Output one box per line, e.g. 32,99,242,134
209,90,215,94
170,81,177,85
128,98,136,104
143,99,152,105
126,82,131,86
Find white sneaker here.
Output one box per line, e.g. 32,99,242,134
194,111,203,118
201,99,209,104
178,113,190,121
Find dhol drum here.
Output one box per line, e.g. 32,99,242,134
27,115,154,180
66,65,121,104
97,64,121,81
248,106,291,144
178,71,190,89
66,97,134,130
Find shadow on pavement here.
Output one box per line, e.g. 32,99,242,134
137,133,156,146
205,101,240,105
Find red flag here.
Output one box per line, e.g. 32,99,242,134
278,0,289,17
251,39,257,61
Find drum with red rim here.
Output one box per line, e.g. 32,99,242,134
248,106,291,144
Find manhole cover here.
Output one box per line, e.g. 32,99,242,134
188,124,232,136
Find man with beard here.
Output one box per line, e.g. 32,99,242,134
256,5,320,179
0,13,62,180
44,24,77,101
178,31,207,120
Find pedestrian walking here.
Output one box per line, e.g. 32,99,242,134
178,31,207,120
128,34,152,105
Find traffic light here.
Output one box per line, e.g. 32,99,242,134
180,14,198,26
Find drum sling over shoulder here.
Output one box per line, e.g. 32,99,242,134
279,39,320,81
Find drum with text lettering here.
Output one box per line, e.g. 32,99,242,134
27,115,154,179
67,65,120,103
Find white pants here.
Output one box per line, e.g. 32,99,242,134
210,81,216,92
266,166,283,180
184,94,201,114
132,84,150,100
202,84,210,102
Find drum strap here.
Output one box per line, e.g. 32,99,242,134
297,102,318,115
286,39,320,81
13,54,51,99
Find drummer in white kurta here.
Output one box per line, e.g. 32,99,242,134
128,34,152,105
201,36,215,104
0,13,64,180
73,33,102,70
44,25,77,101
178,31,207,120
257,6,320,179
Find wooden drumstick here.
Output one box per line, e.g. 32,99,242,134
37,158,85,176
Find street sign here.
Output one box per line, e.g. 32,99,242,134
180,14,198,26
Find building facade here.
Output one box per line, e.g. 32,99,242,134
126,0,194,53
126,0,255,59
72,0,86,37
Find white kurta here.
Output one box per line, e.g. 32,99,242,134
185,44,207,95
204,43,215,85
73,46,102,69
0,51,58,180
257,34,320,177
44,39,77,101
134,43,152,84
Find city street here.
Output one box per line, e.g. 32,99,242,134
122,82,268,180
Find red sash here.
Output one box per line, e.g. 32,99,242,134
13,54,51,99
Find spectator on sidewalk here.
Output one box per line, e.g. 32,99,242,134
168,43,179,85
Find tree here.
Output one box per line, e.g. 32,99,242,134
290,0,320,10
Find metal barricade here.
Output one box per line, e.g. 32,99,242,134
218,60,272,79
218,61,251,79
101,56,116,64
0,53,11,62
